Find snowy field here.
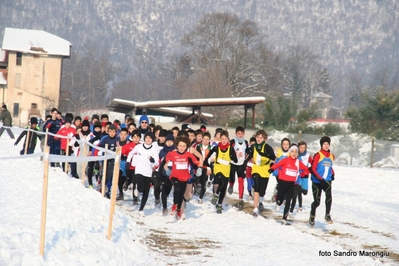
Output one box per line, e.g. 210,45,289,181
0,129,399,266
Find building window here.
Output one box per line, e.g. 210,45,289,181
16,52,22,66
13,103,19,117
15,73,21,88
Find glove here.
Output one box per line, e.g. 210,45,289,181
149,156,155,163
257,148,270,158
196,167,202,177
331,174,335,181
165,168,172,177
74,142,80,147
268,168,273,174
308,167,313,175
188,175,195,184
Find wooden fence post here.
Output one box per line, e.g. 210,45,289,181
107,147,121,240
41,128,49,162
65,138,70,174
44,128,49,151
370,137,375,168
82,144,87,185
101,144,108,197
39,146,50,257
24,129,30,155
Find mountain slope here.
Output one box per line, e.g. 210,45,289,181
1,0,398,78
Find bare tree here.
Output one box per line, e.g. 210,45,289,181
278,44,326,115
181,13,273,99
345,72,365,108
123,45,175,101
61,41,116,110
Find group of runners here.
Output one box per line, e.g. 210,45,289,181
12,108,336,225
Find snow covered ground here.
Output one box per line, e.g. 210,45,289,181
1,129,398,265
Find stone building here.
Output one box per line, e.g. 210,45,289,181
1,28,71,126
310,91,333,119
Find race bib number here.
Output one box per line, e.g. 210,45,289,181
285,169,298,177
255,154,261,166
217,158,230,165
175,162,188,170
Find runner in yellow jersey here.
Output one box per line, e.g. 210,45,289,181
204,130,238,214
244,130,276,217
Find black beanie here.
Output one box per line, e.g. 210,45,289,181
65,113,74,121
181,123,191,131
165,134,175,142
82,120,90,127
30,117,38,124
320,136,331,147
93,122,102,130
144,131,155,142
159,129,168,137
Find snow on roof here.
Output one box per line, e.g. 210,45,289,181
1,28,71,57
110,96,265,110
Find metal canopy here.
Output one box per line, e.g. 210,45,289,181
109,96,265,129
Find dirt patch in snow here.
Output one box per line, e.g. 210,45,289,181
147,228,221,257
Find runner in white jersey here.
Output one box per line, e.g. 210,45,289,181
228,127,249,208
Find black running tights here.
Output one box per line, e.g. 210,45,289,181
310,181,332,216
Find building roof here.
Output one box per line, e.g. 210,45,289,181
109,96,266,113
1,28,71,57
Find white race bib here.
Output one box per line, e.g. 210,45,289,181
175,162,188,170
285,169,297,177
255,154,261,166
217,158,230,165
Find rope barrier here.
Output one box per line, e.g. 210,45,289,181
0,152,115,162
1,125,115,155
1,125,119,165
0,152,45,160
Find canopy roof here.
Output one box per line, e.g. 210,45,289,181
109,96,265,113
109,96,265,128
